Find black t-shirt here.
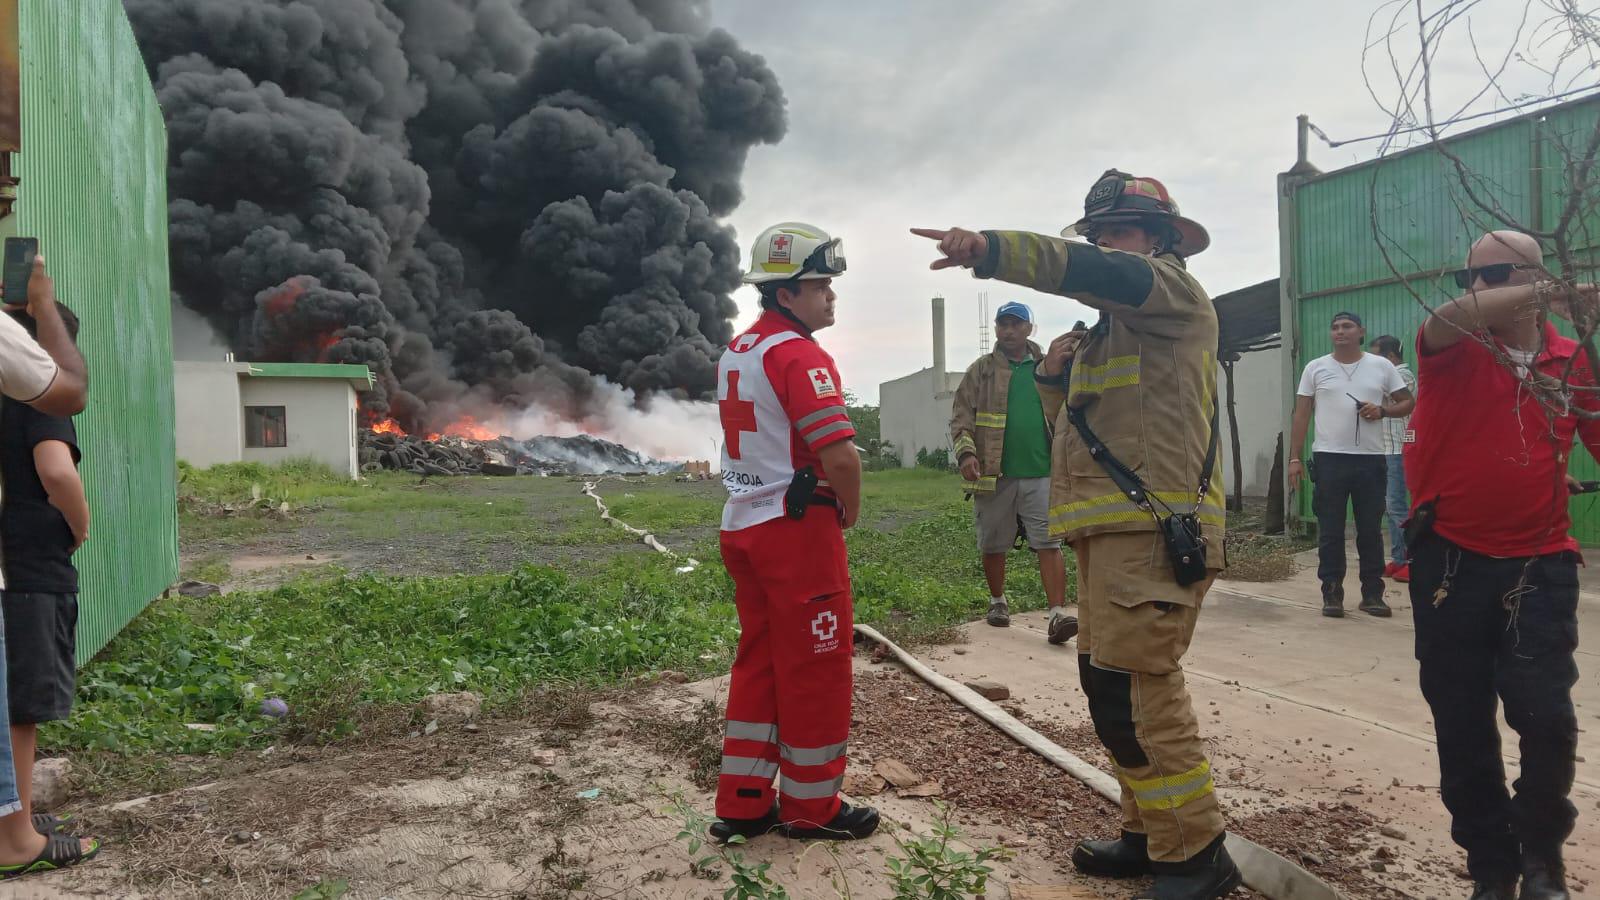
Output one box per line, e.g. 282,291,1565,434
0,398,80,592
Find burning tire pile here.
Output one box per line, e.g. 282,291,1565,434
360,429,678,478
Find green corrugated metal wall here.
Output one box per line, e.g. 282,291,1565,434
10,1,176,658
1287,97,1600,543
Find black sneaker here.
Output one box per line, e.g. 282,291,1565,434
1071,830,1151,878
1137,832,1241,900
710,805,780,844
1321,581,1345,618
1359,592,1393,618
782,801,880,841
1047,611,1079,645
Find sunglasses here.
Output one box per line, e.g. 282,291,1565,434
1453,263,1538,289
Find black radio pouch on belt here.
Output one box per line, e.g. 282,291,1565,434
1065,393,1219,588
1403,497,1438,550
785,465,819,520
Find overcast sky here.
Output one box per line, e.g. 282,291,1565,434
707,0,1571,401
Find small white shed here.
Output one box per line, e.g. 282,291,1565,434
173,361,373,478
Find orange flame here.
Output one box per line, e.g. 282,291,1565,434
371,419,405,436
442,415,498,441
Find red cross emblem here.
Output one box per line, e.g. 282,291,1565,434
719,370,758,459
768,233,792,263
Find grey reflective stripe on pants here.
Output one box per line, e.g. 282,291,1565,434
779,740,848,767
725,720,778,744
779,774,844,800
720,756,780,780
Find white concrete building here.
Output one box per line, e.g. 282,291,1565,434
880,297,963,468
174,361,373,478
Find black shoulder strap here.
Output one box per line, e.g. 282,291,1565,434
1065,391,1219,516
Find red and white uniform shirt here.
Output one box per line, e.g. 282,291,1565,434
718,311,855,532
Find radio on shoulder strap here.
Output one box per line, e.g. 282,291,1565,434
1065,396,1220,587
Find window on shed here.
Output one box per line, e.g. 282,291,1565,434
244,406,287,448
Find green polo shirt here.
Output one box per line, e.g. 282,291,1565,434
1000,357,1051,478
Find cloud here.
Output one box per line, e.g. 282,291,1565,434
710,0,1550,399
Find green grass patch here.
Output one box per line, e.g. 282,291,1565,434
77,468,1069,769
181,554,231,585
178,458,375,506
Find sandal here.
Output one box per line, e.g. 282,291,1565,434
0,833,101,879
31,813,71,835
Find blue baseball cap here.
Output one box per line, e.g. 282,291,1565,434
995,301,1033,323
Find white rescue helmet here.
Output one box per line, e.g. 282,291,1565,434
741,222,846,285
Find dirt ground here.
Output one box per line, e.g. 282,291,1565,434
11,655,1172,900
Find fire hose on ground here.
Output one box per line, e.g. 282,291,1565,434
581,485,1337,899
854,624,1342,900
581,478,700,570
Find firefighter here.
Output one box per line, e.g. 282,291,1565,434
949,300,1077,643
914,171,1238,900
710,222,879,844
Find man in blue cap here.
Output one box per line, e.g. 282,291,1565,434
950,300,1076,644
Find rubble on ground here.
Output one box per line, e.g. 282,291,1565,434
360,429,679,477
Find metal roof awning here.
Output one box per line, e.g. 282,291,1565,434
244,362,375,392
1215,278,1281,356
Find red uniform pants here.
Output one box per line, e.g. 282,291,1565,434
715,505,854,828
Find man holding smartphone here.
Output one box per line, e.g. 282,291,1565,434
0,249,96,877
1288,312,1414,618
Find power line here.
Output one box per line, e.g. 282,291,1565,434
1308,83,1600,148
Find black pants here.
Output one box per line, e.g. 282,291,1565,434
1409,535,1580,881
1312,452,1387,597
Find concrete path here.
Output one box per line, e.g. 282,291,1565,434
915,555,1599,898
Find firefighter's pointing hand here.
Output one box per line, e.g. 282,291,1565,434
911,227,989,270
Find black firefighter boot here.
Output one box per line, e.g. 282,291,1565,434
1071,830,1151,877
1520,853,1569,900
1136,833,1242,900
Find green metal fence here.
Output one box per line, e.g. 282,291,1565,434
1283,96,1600,543
9,1,176,659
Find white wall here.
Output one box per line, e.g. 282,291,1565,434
1219,347,1284,498
880,367,964,468
238,378,360,478
173,361,246,468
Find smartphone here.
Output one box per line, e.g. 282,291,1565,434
3,237,37,308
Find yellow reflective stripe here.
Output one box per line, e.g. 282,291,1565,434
1124,760,1215,811
1077,355,1141,377
968,475,998,493
999,232,1044,286
1070,354,1140,399
779,225,823,239
952,434,977,457
760,261,800,274
1048,490,1224,530
975,413,1007,428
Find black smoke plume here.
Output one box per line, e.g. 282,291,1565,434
125,0,784,429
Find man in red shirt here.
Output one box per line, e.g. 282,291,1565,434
1406,230,1596,900
710,222,877,844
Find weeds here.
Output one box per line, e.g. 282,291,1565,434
667,793,790,899
885,802,1012,899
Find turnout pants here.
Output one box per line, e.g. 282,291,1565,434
1312,451,1387,596
1075,531,1224,864
716,505,854,829
1409,535,1580,882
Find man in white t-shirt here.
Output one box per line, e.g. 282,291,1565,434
1288,312,1415,619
